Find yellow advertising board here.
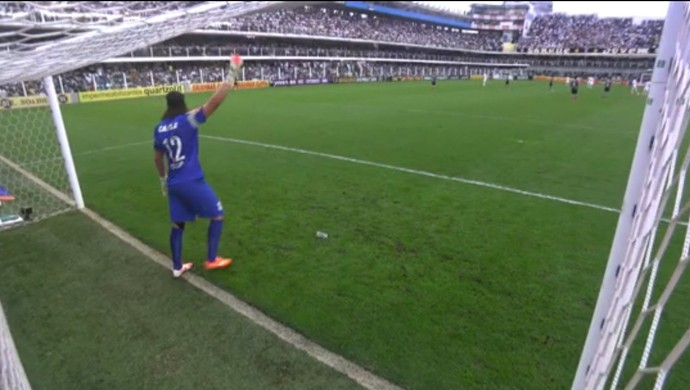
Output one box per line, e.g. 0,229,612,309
1,94,73,110
190,80,270,93
78,85,184,103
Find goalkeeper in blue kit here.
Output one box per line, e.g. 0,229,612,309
153,61,239,278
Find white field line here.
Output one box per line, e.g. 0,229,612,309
199,134,621,214
18,140,151,167
18,136,686,225
0,153,75,206
17,137,622,214
200,134,689,226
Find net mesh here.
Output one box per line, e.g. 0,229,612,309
577,2,690,389
0,81,76,230
0,1,311,85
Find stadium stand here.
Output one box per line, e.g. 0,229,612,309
209,6,503,51
520,14,663,52
0,1,663,97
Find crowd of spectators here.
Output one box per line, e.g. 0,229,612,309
206,6,663,53
520,14,663,51
2,3,664,53
0,2,664,97
130,38,654,69
211,6,503,52
0,61,489,97
131,38,525,64
0,53,653,98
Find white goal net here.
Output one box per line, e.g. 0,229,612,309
573,2,690,389
0,1,306,85
0,76,80,229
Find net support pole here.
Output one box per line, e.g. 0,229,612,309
44,75,85,210
571,2,684,389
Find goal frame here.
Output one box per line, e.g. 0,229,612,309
45,75,85,210
0,75,85,230
571,2,686,389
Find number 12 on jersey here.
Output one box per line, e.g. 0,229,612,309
163,136,186,169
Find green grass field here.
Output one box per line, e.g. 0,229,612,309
0,213,364,390
2,79,690,389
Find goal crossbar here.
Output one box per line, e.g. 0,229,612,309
0,1,329,85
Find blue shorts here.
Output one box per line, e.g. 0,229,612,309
167,178,223,222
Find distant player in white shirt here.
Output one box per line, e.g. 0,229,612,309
483,73,488,87
587,77,594,89
566,76,571,85
631,79,639,95
644,81,651,94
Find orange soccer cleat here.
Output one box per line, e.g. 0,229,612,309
204,257,233,271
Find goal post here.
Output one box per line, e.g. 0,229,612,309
572,2,690,389
0,77,81,229
44,75,84,210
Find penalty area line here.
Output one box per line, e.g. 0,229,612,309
200,134,621,214
22,135,684,226
200,135,687,226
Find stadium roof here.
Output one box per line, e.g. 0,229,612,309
409,1,470,17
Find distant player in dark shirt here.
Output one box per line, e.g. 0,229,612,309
603,79,612,97
549,76,554,92
571,78,579,100
431,76,437,90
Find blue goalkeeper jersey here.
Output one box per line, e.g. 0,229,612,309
154,108,207,186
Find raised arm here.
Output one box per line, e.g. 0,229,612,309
201,80,235,119
201,56,243,119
